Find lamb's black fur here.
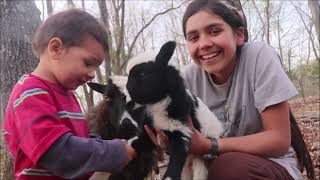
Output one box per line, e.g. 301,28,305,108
87,79,158,180
126,41,222,180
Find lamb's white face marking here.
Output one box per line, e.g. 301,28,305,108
146,96,192,138
119,111,138,128
128,136,139,145
164,177,172,180
123,88,132,103
132,103,143,110
123,87,143,110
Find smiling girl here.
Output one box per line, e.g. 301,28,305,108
181,0,314,179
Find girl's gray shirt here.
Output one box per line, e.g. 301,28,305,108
181,42,302,179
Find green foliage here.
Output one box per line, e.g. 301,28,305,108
289,59,320,97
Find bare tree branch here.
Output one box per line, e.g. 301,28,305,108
251,0,266,41
119,0,190,72
81,84,94,111
292,2,319,59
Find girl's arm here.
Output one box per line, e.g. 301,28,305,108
189,101,291,157
218,101,291,157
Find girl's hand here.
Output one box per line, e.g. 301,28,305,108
144,125,168,161
187,117,212,155
144,125,169,151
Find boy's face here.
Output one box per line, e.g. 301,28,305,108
51,36,106,90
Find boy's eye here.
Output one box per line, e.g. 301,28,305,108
84,59,95,67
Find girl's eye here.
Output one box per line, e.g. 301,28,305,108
209,28,221,35
187,35,198,42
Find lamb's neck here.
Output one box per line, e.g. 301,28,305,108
167,90,191,120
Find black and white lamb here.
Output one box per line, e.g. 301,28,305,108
126,41,223,180
87,79,159,180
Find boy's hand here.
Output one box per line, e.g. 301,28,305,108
122,140,136,164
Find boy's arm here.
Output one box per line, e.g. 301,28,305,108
38,132,127,179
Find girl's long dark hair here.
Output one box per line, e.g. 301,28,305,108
183,0,315,179
290,110,315,179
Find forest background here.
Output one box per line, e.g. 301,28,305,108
0,0,319,179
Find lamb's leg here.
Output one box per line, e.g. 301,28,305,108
191,157,208,180
181,155,193,180
163,131,189,180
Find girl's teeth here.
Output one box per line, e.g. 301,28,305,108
202,52,219,60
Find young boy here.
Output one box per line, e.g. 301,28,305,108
3,9,135,180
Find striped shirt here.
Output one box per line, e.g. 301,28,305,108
3,74,90,180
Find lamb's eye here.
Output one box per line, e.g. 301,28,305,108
139,72,145,77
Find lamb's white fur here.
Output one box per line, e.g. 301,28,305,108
147,96,192,137
125,50,158,74
188,90,222,138
146,93,222,180
119,111,138,128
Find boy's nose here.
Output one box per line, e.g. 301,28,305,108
88,71,95,80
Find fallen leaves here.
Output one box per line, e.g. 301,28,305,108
290,96,320,179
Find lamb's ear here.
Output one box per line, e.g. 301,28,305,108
155,41,176,66
87,82,106,94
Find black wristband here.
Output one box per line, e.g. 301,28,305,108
203,137,218,160
210,137,218,156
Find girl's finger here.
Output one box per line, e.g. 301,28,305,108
187,116,196,131
144,125,158,146
158,130,168,144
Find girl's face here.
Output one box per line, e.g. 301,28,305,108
53,36,106,90
185,10,244,83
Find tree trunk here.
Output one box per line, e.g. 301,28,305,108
264,0,270,44
46,0,53,15
308,0,320,46
67,0,75,8
0,0,41,179
81,0,85,10
115,0,125,75
98,0,112,78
